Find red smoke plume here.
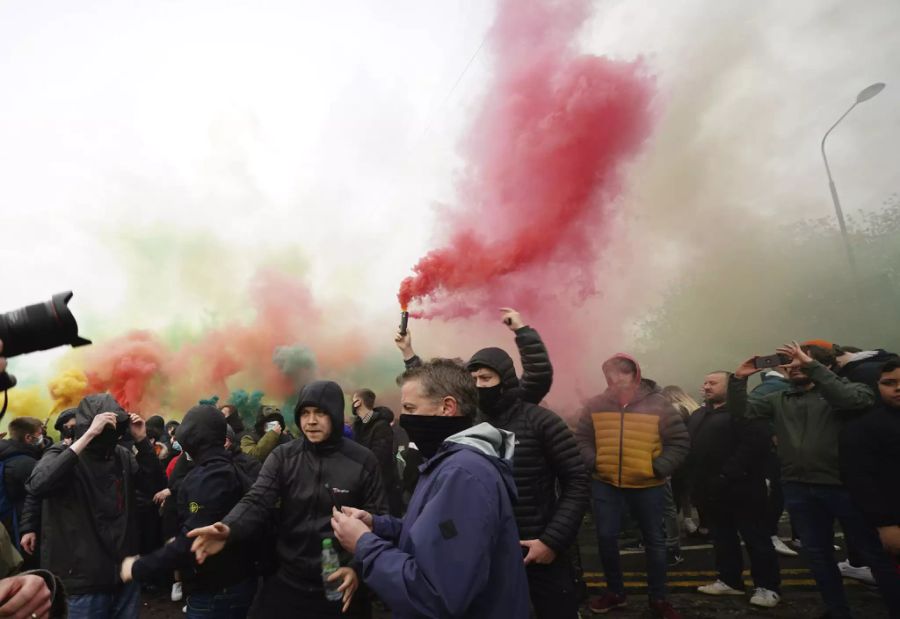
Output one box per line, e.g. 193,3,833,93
398,0,654,317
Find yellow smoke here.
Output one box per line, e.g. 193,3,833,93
48,368,89,416
1,386,52,433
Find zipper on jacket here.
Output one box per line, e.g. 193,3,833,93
618,408,626,487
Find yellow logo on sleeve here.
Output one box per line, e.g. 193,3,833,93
189,502,201,513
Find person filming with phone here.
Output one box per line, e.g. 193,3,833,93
729,341,900,619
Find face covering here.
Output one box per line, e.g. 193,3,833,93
399,414,472,459
476,384,505,415
60,426,76,441
171,440,182,452
88,424,120,453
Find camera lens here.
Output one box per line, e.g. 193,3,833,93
0,292,92,358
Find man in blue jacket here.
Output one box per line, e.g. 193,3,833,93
331,358,530,618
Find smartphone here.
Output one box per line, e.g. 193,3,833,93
754,353,791,369
265,420,281,433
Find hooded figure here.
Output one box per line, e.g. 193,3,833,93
216,380,386,617
26,393,165,608
466,347,590,619
240,407,292,463
129,405,258,608
405,326,554,405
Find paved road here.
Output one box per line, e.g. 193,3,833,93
139,514,891,618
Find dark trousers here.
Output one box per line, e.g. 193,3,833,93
706,500,781,593
187,578,257,619
764,449,785,538
784,482,900,618
592,480,667,601
527,552,579,619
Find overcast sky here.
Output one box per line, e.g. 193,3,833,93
2,0,898,380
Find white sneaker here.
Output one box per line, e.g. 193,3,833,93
171,581,183,602
771,536,798,557
837,560,876,585
750,588,780,608
684,517,699,534
697,580,745,596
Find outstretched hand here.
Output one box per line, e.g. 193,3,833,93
187,522,231,564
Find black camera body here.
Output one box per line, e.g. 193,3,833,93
0,291,92,394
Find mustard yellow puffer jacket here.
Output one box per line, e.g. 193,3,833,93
574,381,690,488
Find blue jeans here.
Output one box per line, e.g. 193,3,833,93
187,578,258,619
783,482,900,618
592,480,667,601
68,581,140,619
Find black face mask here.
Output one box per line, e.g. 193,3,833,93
399,414,472,459
88,424,120,453
60,426,76,441
477,384,505,415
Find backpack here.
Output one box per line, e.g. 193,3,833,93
0,454,30,550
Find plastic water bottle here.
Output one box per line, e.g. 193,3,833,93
321,539,343,602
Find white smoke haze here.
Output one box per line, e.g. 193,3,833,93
1,0,898,408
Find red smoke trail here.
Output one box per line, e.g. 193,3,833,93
398,0,654,317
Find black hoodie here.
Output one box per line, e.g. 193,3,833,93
132,405,257,592
466,348,590,553
0,438,42,537
26,393,165,594
223,380,387,595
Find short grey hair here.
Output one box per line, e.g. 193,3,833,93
397,358,478,417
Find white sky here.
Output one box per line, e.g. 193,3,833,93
2,0,898,380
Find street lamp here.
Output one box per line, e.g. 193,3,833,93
820,82,886,280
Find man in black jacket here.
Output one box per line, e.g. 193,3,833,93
465,342,589,618
395,307,553,405
26,393,165,618
0,417,44,567
121,405,259,616
688,371,781,608
842,360,900,565
188,381,387,619
351,389,401,516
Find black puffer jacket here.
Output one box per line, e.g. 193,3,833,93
132,406,256,593
223,381,387,594
406,325,553,404
686,403,771,509
26,394,165,595
353,406,400,513
467,348,589,552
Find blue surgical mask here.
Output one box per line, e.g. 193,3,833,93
172,440,182,452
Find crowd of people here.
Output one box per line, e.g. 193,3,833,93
0,312,898,619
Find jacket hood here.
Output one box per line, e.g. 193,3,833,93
371,406,395,424
294,380,345,445
146,415,166,441
467,347,519,392
429,422,518,501
74,394,130,440
53,408,77,432
603,353,644,406
176,405,227,462
226,412,245,434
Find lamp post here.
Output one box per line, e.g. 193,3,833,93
820,82,885,281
